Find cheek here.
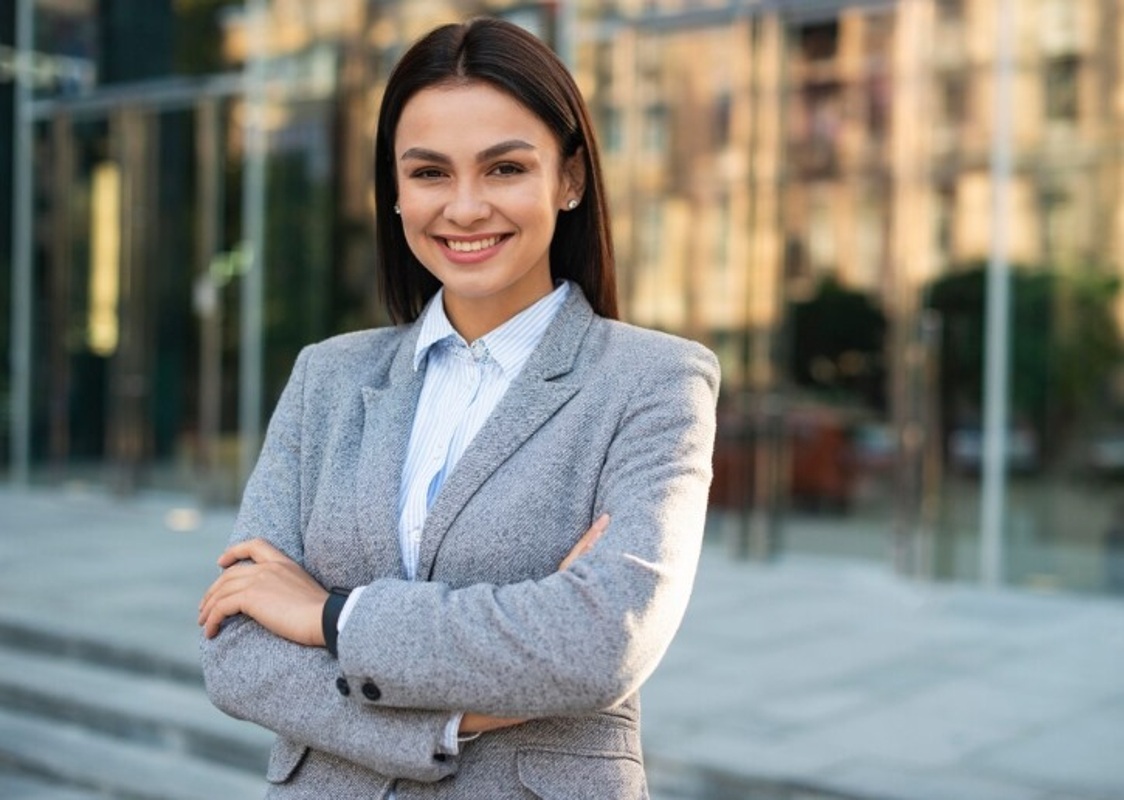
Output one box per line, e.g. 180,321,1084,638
396,196,432,233
506,183,561,223
402,224,431,256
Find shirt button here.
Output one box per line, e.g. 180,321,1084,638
361,681,382,701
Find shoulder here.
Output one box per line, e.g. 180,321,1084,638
585,317,720,390
295,325,412,386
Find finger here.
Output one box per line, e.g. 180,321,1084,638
216,538,270,567
577,513,611,551
560,514,611,571
198,572,228,613
200,589,243,637
198,576,235,625
198,564,248,611
198,564,256,620
590,512,611,536
198,564,261,632
217,538,286,568
202,602,236,638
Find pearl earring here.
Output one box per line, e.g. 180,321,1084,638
567,199,579,210
393,203,401,215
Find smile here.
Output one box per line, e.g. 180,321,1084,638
441,235,507,253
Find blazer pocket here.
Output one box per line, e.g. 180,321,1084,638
516,748,647,800
266,737,309,784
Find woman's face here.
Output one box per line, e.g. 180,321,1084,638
394,81,583,338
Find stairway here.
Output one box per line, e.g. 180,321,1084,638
0,620,270,800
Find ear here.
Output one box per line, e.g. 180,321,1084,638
559,147,587,209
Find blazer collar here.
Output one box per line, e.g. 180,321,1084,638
355,286,595,580
417,286,595,579
354,321,424,579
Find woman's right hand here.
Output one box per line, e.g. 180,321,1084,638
459,711,526,735
458,513,611,736
558,513,610,571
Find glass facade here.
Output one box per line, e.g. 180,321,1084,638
3,0,1123,593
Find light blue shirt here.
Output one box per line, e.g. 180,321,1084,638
398,281,571,579
340,281,571,761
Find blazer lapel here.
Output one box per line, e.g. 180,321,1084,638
417,289,595,580
356,326,425,580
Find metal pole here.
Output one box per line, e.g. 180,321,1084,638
239,0,268,486
980,0,1016,587
195,98,224,503
9,0,34,484
556,0,577,69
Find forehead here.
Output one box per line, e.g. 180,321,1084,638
394,81,559,157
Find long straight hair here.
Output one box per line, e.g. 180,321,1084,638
373,17,618,323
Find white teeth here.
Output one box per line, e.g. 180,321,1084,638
445,236,501,252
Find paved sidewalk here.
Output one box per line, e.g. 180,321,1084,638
1,484,1122,800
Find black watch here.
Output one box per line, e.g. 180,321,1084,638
322,588,350,658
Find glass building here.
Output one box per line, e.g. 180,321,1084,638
3,0,1123,594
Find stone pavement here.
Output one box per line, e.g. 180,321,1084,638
1,483,1122,800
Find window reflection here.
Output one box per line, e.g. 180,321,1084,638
10,0,1124,595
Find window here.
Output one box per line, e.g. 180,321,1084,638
643,103,668,153
935,0,964,26
1044,56,1079,121
712,92,731,149
793,84,842,173
799,21,839,63
939,72,968,127
601,106,623,154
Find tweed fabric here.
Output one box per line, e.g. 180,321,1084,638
200,287,719,798
398,282,569,582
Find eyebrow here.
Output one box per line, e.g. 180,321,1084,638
400,139,537,165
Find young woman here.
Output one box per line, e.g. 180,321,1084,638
199,17,719,799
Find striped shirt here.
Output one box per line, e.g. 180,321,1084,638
398,281,570,578
339,281,570,767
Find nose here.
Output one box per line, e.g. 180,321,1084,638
443,179,490,227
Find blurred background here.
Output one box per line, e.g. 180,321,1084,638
2,3,1124,798
1,0,1123,599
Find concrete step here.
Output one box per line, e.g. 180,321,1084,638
0,620,270,799
0,645,271,774
0,766,116,799
0,708,264,800
0,619,201,687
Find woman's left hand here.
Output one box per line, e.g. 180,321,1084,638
199,538,328,645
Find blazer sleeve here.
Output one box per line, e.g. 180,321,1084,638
336,339,720,717
199,346,457,784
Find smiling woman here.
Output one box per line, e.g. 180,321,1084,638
393,82,584,340
198,16,719,800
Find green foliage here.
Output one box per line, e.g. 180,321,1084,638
788,276,887,410
926,262,1122,451
173,0,237,75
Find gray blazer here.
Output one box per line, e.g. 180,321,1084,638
201,287,719,799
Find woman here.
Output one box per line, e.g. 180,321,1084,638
199,17,718,799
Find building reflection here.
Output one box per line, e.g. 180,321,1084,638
3,0,1123,593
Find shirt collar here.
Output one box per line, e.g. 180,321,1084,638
413,282,572,376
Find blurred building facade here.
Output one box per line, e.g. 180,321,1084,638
3,0,1123,593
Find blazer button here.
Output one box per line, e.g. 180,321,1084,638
335,676,350,697
361,681,381,701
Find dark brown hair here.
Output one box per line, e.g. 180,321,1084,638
373,17,618,323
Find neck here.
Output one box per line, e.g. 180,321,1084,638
442,284,554,342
